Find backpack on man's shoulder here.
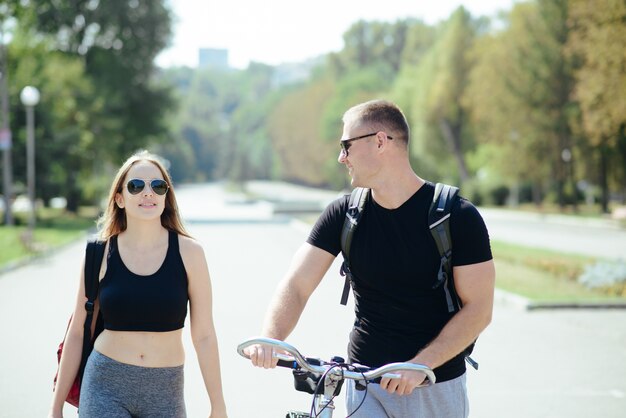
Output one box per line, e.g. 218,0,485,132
338,182,478,370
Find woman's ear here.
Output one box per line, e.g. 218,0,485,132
115,193,125,209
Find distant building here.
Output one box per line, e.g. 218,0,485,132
198,48,229,70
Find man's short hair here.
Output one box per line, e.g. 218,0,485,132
343,99,410,146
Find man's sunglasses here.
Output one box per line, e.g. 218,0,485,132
340,132,393,156
126,179,169,196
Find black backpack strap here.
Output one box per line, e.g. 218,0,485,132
428,184,479,370
78,239,106,379
339,187,369,305
428,183,460,313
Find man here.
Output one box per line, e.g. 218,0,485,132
248,99,495,417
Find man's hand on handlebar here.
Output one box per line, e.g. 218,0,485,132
245,344,284,369
238,337,435,392
379,369,427,396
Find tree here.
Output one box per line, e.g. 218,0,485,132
403,7,479,184
10,0,175,170
328,19,415,78
465,1,579,208
267,76,337,187
159,63,279,184
567,0,626,210
7,28,102,212
465,4,552,205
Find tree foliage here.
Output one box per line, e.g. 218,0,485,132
328,19,415,78
567,0,626,207
12,0,174,159
7,29,103,211
158,63,279,184
3,0,174,211
465,1,580,206
399,7,478,184
267,76,337,187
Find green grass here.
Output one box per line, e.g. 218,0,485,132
0,209,96,269
492,240,625,303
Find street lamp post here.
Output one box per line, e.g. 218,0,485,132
20,86,40,234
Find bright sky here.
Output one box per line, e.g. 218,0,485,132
156,0,517,69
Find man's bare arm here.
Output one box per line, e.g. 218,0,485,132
381,259,495,395
414,259,496,369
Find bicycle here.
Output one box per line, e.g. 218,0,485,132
237,337,436,418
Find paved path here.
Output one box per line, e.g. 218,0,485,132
1,182,625,417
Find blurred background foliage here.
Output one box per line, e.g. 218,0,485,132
1,0,625,218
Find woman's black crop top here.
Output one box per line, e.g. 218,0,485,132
99,231,189,332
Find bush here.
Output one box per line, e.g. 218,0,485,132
460,179,483,206
490,185,510,206
578,260,626,297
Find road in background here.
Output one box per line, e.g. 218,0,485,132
243,180,626,260
480,208,626,259
0,181,625,417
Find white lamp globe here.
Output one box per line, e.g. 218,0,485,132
20,86,40,107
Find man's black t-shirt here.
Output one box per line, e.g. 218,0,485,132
306,182,492,382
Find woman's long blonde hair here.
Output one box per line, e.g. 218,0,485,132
96,150,191,240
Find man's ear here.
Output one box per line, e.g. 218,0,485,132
378,132,387,149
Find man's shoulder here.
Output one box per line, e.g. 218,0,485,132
325,192,352,212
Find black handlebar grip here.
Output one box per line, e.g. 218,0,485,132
354,376,381,391
277,359,298,369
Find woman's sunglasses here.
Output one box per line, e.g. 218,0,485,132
126,179,169,196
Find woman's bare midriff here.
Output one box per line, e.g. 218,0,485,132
94,329,185,367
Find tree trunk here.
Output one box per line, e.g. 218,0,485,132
65,173,80,214
438,118,469,182
618,124,626,204
532,181,542,207
569,154,578,212
599,144,609,214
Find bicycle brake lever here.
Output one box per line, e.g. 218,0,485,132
274,353,299,369
274,353,294,362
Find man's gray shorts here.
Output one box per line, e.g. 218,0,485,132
346,373,469,418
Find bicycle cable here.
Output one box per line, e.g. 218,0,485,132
307,362,370,418
345,367,367,418
310,363,344,417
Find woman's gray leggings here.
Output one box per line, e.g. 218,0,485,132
78,350,186,417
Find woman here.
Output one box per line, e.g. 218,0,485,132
49,150,227,418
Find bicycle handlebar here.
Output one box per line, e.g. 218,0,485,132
237,337,436,386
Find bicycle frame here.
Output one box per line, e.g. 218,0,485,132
238,337,436,418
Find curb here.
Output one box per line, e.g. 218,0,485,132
494,288,531,310
526,301,626,310
494,288,626,310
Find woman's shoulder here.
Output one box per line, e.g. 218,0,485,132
175,234,208,275
177,234,203,254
